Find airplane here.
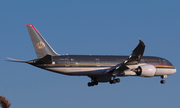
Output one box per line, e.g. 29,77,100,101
8,24,176,87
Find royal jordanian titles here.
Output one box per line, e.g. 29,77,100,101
8,24,176,87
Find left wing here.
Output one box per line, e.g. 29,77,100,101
105,39,145,75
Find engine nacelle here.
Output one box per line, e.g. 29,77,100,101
136,65,156,77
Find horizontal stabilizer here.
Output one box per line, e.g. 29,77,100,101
7,57,28,63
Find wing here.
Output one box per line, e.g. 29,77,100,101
105,39,145,75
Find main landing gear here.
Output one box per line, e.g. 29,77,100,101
88,81,98,87
109,77,120,84
88,78,98,87
160,75,167,84
87,77,121,87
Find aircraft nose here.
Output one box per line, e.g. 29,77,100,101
174,68,177,73
171,68,177,74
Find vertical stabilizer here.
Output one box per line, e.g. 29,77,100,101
26,24,59,58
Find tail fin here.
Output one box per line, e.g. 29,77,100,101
26,24,59,58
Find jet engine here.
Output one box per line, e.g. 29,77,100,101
135,65,156,77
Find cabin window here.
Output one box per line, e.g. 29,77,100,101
140,59,145,63
95,58,100,66
163,60,167,66
65,58,70,66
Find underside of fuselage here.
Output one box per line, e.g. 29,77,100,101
38,64,176,76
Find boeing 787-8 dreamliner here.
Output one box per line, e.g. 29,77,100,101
8,24,176,87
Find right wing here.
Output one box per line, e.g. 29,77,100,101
105,39,145,75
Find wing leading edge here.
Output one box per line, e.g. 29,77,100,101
105,39,145,75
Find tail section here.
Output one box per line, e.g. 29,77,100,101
26,24,59,58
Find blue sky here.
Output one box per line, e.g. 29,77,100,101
1,0,180,108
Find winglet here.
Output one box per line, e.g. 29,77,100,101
132,39,145,57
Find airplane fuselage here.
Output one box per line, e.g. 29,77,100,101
33,55,176,78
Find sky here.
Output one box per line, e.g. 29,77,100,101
0,0,180,108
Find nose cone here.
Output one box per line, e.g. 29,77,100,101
171,68,177,74
165,59,176,75
167,67,177,75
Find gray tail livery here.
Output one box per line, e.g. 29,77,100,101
26,24,59,58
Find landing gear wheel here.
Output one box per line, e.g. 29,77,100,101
88,77,99,87
87,81,98,87
109,80,113,84
88,82,92,87
116,78,120,83
94,81,98,85
113,79,116,84
160,80,165,84
109,78,120,84
160,75,167,84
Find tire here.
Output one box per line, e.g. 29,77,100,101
116,78,120,83
94,81,98,85
88,82,92,87
160,80,165,84
113,79,116,84
109,80,113,84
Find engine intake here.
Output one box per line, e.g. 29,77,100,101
135,65,156,77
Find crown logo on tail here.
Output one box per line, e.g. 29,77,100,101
36,42,45,49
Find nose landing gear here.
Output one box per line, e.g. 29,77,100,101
160,75,167,84
160,80,165,84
